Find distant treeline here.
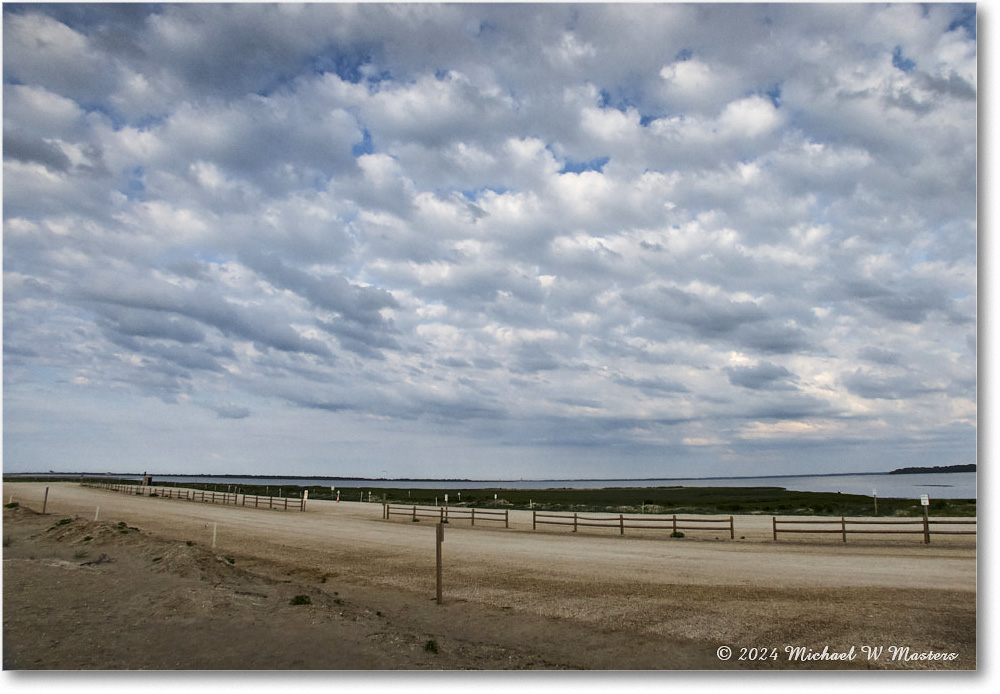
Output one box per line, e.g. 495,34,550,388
889,464,976,475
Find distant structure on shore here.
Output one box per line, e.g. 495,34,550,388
889,464,976,475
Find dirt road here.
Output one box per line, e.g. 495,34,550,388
2,482,976,670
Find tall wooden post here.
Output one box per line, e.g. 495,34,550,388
42,487,49,514
841,517,847,543
921,494,931,544
436,522,444,605
772,516,777,541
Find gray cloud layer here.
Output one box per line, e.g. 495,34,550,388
2,3,977,477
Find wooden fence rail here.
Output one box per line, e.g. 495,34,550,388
384,504,509,527
772,516,976,543
82,480,306,512
532,511,735,538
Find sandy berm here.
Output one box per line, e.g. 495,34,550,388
2,482,975,670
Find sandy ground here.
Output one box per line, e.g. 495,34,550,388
2,482,976,670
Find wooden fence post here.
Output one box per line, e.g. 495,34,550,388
532,510,536,530
772,516,777,541
436,522,444,605
505,510,509,529
413,505,417,522
620,514,625,535
42,487,49,514
841,517,847,543
573,512,578,532
471,508,476,526
672,514,677,535
923,508,931,544
729,516,734,540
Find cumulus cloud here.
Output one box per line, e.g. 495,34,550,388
2,3,977,478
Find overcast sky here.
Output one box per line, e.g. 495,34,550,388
1,2,978,480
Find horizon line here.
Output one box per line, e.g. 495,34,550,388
3,465,977,484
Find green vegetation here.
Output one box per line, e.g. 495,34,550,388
4,502,19,509
424,639,439,654
338,485,974,517
47,518,73,531
289,595,311,605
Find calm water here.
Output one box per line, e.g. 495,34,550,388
57,470,976,500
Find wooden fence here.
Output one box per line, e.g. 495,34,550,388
384,504,509,527
532,511,735,538
82,480,306,511
772,516,976,543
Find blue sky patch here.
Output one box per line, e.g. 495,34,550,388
892,46,916,73
559,156,610,175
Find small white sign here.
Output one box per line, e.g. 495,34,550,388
920,494,930,506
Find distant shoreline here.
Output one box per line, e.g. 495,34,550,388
888,464,976,475
3,468,966,483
